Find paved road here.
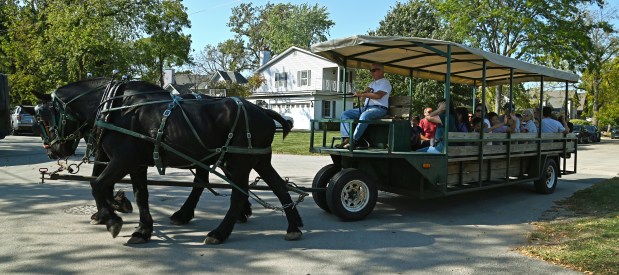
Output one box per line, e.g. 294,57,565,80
1,135,617,274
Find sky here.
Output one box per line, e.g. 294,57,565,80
182,0,402,53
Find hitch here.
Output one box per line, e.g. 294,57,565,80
39,168,49,184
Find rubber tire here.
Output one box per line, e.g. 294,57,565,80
326,168,377,221
534,158,558,194
311,164,340,212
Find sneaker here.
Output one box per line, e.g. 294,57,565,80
344,139,370,150
335,138,349,149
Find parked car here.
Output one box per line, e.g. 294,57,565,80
572,124,591,144
611,127,619,139
274,115,294,130
10,105,36,135
585,125,601,142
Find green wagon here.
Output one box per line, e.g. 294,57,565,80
308,36,578,221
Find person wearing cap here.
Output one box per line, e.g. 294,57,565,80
337,63,392,149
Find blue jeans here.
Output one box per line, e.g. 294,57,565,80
416,141,444,154
340,106,388,141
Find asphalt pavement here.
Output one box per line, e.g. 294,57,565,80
1,135,617,274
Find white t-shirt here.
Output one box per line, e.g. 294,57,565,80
365,78,392,108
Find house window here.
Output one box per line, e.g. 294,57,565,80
297,70,311,86
322,100,335,118
275,72,287,88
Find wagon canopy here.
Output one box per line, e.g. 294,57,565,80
311,35,579,86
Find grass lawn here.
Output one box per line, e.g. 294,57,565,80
270,130,340,155
519,177,619,274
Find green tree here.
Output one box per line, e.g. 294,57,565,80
134,0,191,86
0,0,190,105
227,2,334,70
368,0,473,115
595,56,619,128
577,5,619,127
436,0,603,112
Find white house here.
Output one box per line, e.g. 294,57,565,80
163,69,247,97
247,46,356,130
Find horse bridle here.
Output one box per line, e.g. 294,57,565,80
35,84,106,150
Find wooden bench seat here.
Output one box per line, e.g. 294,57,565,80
446,132,577,157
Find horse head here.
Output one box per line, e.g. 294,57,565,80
33,78,110,159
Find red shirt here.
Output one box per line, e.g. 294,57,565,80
419,118,438,139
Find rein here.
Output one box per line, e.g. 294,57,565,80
36,84,108,151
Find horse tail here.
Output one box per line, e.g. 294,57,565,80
263,108,291,139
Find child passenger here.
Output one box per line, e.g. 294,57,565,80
416,101,456,154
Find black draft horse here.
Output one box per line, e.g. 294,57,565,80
35,77,303,244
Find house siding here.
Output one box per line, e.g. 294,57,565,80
250,47,355,130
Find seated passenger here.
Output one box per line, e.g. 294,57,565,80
455,107,472,132
540,106,569,134
419,107,438,145
521,109,538,133
410,115,424,150
473,105,490,132
416,100,456,154
488,112,509,133
337,63,392,149
502,103,520,133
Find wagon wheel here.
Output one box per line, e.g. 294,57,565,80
534,158,558,194
311,164,340,212
326,168,377,221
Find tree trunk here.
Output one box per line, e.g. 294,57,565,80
593,77,600,128
495,85,503,113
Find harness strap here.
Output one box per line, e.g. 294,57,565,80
153,95,183,175
209,97,244,174
94,120,273,203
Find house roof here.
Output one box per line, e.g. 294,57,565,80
210,71,248,84
311,35,579,86
164,83,194,94
255,46,336,73
545,90,585,109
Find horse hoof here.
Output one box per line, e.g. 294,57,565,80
284,231,302,241
237,215,249,223
106,220,123,238
204,236,222,245
127,236,148,244
170,211,193,225
90,213,103,225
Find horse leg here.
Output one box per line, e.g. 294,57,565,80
223,169,252,223
91,160,132,238
204,156,254,245
89,150,132,224
254,154,303,241
89,152,111,224
127,166,153,244
170,169,207,225
170,168,253,225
